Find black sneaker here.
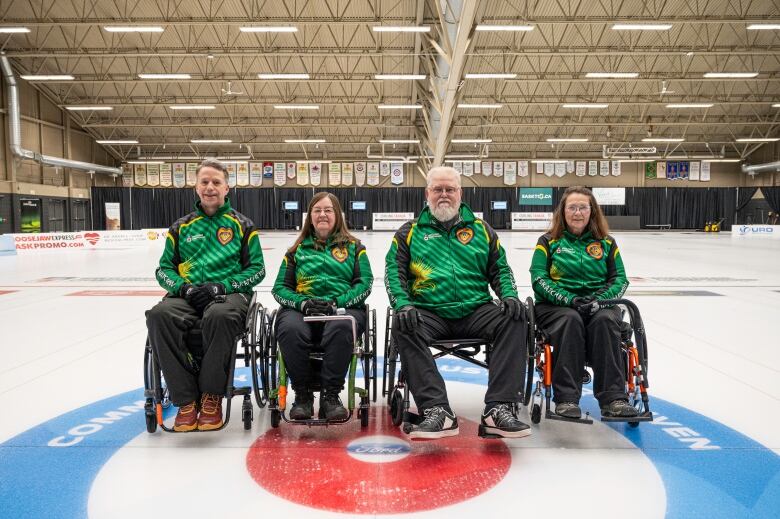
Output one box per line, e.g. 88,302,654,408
319,392,349,421
480,403,532,438
289,392,314,420
408,406,459,440
554,401,582,419
601,399,639,418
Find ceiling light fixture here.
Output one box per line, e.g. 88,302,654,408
190,139,233,143
20,75,74,81
665,103,714,108
561,103,609,108
169,105,216,110
747,24,780,30
65,106,113,111
585,72,639,78
735,137,779,142
464,73,517,79
611,24,672,31
0,27,31,33
377,104,423,109
475,25,534,31
239,26,297,32
374,74,426,80
372,26,430,32
704,72,758,78
138,73,191,79
642,138,685,142
546,138,589,142
97,139,138,144
104,26,164,32
258,73,310,79
273,104,320,110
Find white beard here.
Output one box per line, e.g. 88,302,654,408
428,201,460,222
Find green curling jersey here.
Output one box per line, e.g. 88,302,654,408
385,203,518,320
529,230,628,306
271,234,373,310
155,199,266,295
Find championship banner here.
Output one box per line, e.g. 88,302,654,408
566,161,575,174
367,162,380,186
185,163,197,186
310,162,322,186
554,163,566,177
588,160,598,176
452,161,463,174
599,161,610,176
463,162,474,177
657,161,667,179
286,162,296,179
690,161,700,181
645,162,657,179
146,163,160,186
390,163,404,185
503,161,516,185
236,162,249,186
612,161,621,176
173,163,186,188
474,161,481,174
700,161,711,182
263,162,273,179
536,162,544,174
249,162,263,186
481,161,492,176
341,163,353,185
667,161,678,180
679,161,689,180
543,162,553,177
121,163,134,187
329,162,341,186
354,162,366,186
494,161,504,178
274,162,286,186
380,162,390,176
159,163,172,187
576,161,586,177
296,163,309,185
518,160,529,178
133,163,147,186
225,162,237,187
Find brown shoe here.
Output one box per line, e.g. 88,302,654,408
197,393,224,430
173,401,198,432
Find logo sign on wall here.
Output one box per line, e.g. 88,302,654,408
519,188,553,205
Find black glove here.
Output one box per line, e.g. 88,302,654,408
201,282,226,300
572,296,599,317
303,299,336,316
181,283,210,313
395,305,423,333
500,297,523,320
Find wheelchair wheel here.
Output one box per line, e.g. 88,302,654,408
145,403,157,433
628,421,639,428
531,403,542,424
242,400,253,430
249,308,269,408
390,389,403,427
359,397,369,428
523,297,536,406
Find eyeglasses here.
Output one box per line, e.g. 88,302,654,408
429,186,459,195
565,204,591,214
311,208,335,215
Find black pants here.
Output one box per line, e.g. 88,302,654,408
275,308,366,393
534,303,627,406
391,303,527,411
146,293,249,406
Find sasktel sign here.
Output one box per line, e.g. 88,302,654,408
732,225,780,239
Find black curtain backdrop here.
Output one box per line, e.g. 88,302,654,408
91,186,748,231
735,187,759,224
760,187,780,213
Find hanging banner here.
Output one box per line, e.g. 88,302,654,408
554,163,566,177
263,162,274,179
566,161,575,174
481,161,492,176
354,161,366,186
286,162,296,179
645,162,657,179
463,162,474,177
341,163,353,185
249,162,263,186
518,160,529,178
236,162,249,186
226,162,237,187
599,161,610,176
611,161,621,176
700,161,711,182
185,163,197,186
380,162,390,176
543,163,554,177
146,163,160,186
588,160,598,176
474,161,481,175
667,161,678,180
576,161,586,177
296,163,309,186
390,163,404,185
494,161,504,178
159,163,172,187
536,162,544,174
503,161,517,185
121,163,134,187
309,162,322,186
328,162,341,186
657,161,667,179
452,161,463,174
173,163,186,187
690,161,700,181
105,202,121,230
367,162,380,186
134,163,147,186
679,161,689,180
274,162,287,186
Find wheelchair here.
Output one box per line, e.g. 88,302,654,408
525,297,653,427
254,305,377,428
382,305,535,439
143,291,268,433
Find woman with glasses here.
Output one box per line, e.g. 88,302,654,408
529,186,637,420
271,192,373,421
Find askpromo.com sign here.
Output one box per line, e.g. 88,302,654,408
519,188,553,206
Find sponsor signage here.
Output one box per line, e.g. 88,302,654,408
731,225,779,239
372,212,415,231
519,188,553,206
511,212,552,230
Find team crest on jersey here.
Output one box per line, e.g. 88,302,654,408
331,246,348,263
456,228,474,245
586,242,604,260
217,227,234,245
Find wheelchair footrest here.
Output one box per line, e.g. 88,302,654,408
601,412,653,423
544,409,594,425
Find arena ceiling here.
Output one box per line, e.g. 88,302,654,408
1,0,779,172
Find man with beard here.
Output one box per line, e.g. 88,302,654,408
385,166,530,440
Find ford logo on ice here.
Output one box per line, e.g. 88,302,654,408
346,435,412,463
